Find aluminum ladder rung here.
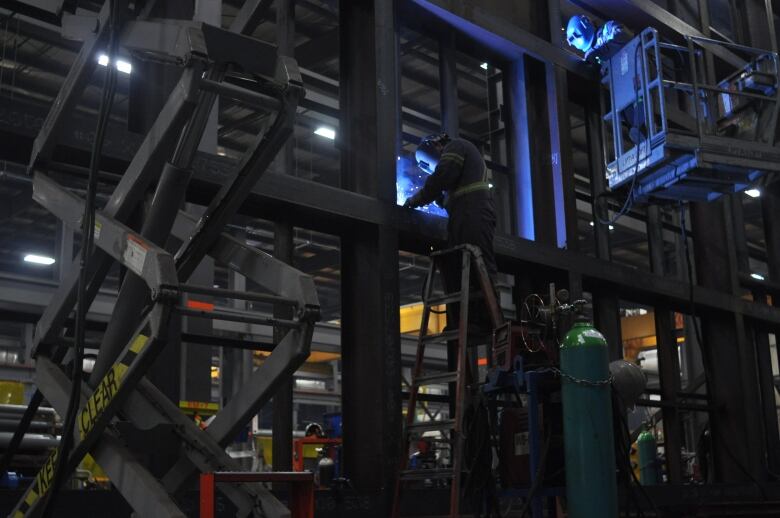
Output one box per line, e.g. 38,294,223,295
420,330,460,343
407,419,456,433
425,291,483,307
415,372,458,386
425,292,462,306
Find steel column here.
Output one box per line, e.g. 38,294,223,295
691,1,767,482
505,57,535,240
546,0,582,299
339,1,402,514
691,199,766,481
584,86,623,359
647,205,683,483
525,55,558,247
439,31,459,136
761,180,780,472
272,0,296,474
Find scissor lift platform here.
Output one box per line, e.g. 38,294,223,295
602,28,780,202
2,3,319,517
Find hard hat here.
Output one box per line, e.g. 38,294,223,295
415,133,450,175
305,422,325,437
566,15,596,53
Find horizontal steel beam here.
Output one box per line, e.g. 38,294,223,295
3,101,779,330
405,0,597,79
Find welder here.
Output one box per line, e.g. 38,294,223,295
404,133,497,333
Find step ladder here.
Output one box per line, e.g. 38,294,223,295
393,245,503,518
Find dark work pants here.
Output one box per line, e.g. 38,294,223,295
441,195,497,411
441,194,498,331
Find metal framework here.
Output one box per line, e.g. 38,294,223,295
1,0,780,517
5,2,320,517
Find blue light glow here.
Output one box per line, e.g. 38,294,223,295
396,155,448,217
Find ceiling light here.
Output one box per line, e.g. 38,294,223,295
115,59,132,74
609,224,615,231
97,53,131,74
24,254,55,265
745,188,761,198
480,62,488,70
314,126,336,140
751,272,765,281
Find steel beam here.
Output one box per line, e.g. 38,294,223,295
691,198,766,481
339,1,402,513
272,0,296,475
583,82,623,359
438,31,459,136
406,0,596,79
647,205,684,484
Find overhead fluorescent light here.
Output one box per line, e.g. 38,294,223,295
751,272,765,281
480,62,488,70
97,53,131,74
314,126,336,140
745,188,761,198
115,59,132,74
24,254,55,265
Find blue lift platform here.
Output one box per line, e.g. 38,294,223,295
602,28,780,201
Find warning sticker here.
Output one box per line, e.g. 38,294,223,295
123,235,148,276
620,50,629,76
514,431,530,456
78,334,148,440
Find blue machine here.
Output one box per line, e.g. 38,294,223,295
601,28,780,201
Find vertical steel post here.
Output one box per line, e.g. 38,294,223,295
647,205,684,483
546,0,581,298
761,180,780,471
272,0,296,475
584,86,622,360
690,0,768,481
339,1,402,514
505,57,535,241
439,31,459,137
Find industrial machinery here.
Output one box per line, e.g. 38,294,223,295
394,254,647,517
1,2,321,517
600,27,780,201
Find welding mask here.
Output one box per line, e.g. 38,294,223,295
566,15,596,53
415,133,450,174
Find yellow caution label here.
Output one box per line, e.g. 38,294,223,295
16,450,52,515
179,400,220,414
34,449,55,496
78,334,148,440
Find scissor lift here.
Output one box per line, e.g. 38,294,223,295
602,28,780,201
3,2,320,517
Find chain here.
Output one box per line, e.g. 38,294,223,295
531,367,613,387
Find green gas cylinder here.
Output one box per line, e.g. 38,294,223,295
637,428,658,485
560,321,618,518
